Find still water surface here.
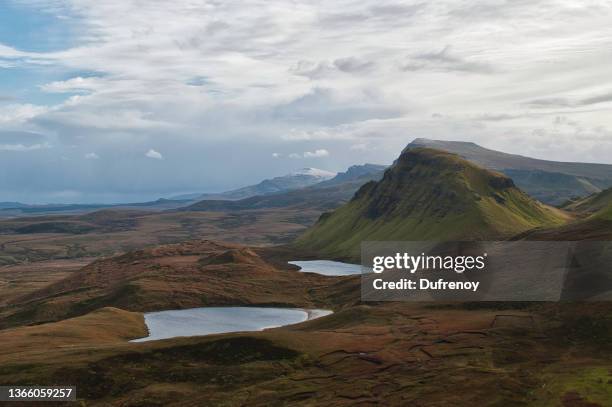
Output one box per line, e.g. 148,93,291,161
132,306,332,342
289,260,361,276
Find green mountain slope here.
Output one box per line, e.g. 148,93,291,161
564,187,612,220
516,187,612,242
296,148,567,260
407,138,612,205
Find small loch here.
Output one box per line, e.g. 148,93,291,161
132,306,333,342
289,260,361,276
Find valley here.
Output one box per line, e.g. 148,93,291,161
0,142,610,406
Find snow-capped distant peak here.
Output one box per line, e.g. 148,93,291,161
291,167,336,179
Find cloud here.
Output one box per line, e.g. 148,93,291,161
304,149,330,158
85,152,99,159
526,91,612,109
525,97,573,108
291,57,375,78
40,76,104,94
400,46,494,74
333,57,375,73
272,152,280,158
0,143,51,151
0,104,49,124
580,92,612,106
1,0,612,202
145,149,163,160
289,149,330,158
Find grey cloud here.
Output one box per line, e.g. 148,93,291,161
526,92,612,108
319,2,425,26
473,113,522,122
290,60,334,79
291,57,375,78
272,88,402,127
369,3,425,18
318,12,369,26
581,92,612,106
333,57,375,73
448,0,543,22
525,97,573,108
401,46,494,74
205,20,230,35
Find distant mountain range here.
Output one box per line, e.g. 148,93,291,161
0,166,379,217
0,202,28,210
172,168,337,201
297,148,567,261
0,199,192,218
5,139,612,218
184,164,386,212
407,138,612,205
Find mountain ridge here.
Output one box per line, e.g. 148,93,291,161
406,138,612,205
171,167,336,201
297,147,567,261
184,163,385,212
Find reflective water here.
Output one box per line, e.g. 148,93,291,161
289,260,361,276
132,306,333,342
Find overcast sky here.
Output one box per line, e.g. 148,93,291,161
1,0,612,203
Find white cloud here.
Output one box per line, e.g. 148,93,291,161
303,149,330,158
84,152,99,159
0,104,49,124
272,152,280,158
0,143,51,152
289,149,330,158
11,2,612,151
145,149,163,160
40,76,105,94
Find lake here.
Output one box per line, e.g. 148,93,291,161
131,306,333,342
289,260,361,276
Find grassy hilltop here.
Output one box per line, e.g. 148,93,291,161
297,148,567,261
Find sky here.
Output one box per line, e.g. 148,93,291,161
1,0,612,203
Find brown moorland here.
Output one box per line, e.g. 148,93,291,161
0,207,320,266
0,240,358,329
0,299,610,406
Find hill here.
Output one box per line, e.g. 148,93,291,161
172,168,336,201
297,148,567,261
1,240,352,328
0,209,149,236
407,138,612,205
518,187,612,240
564,187,612,220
